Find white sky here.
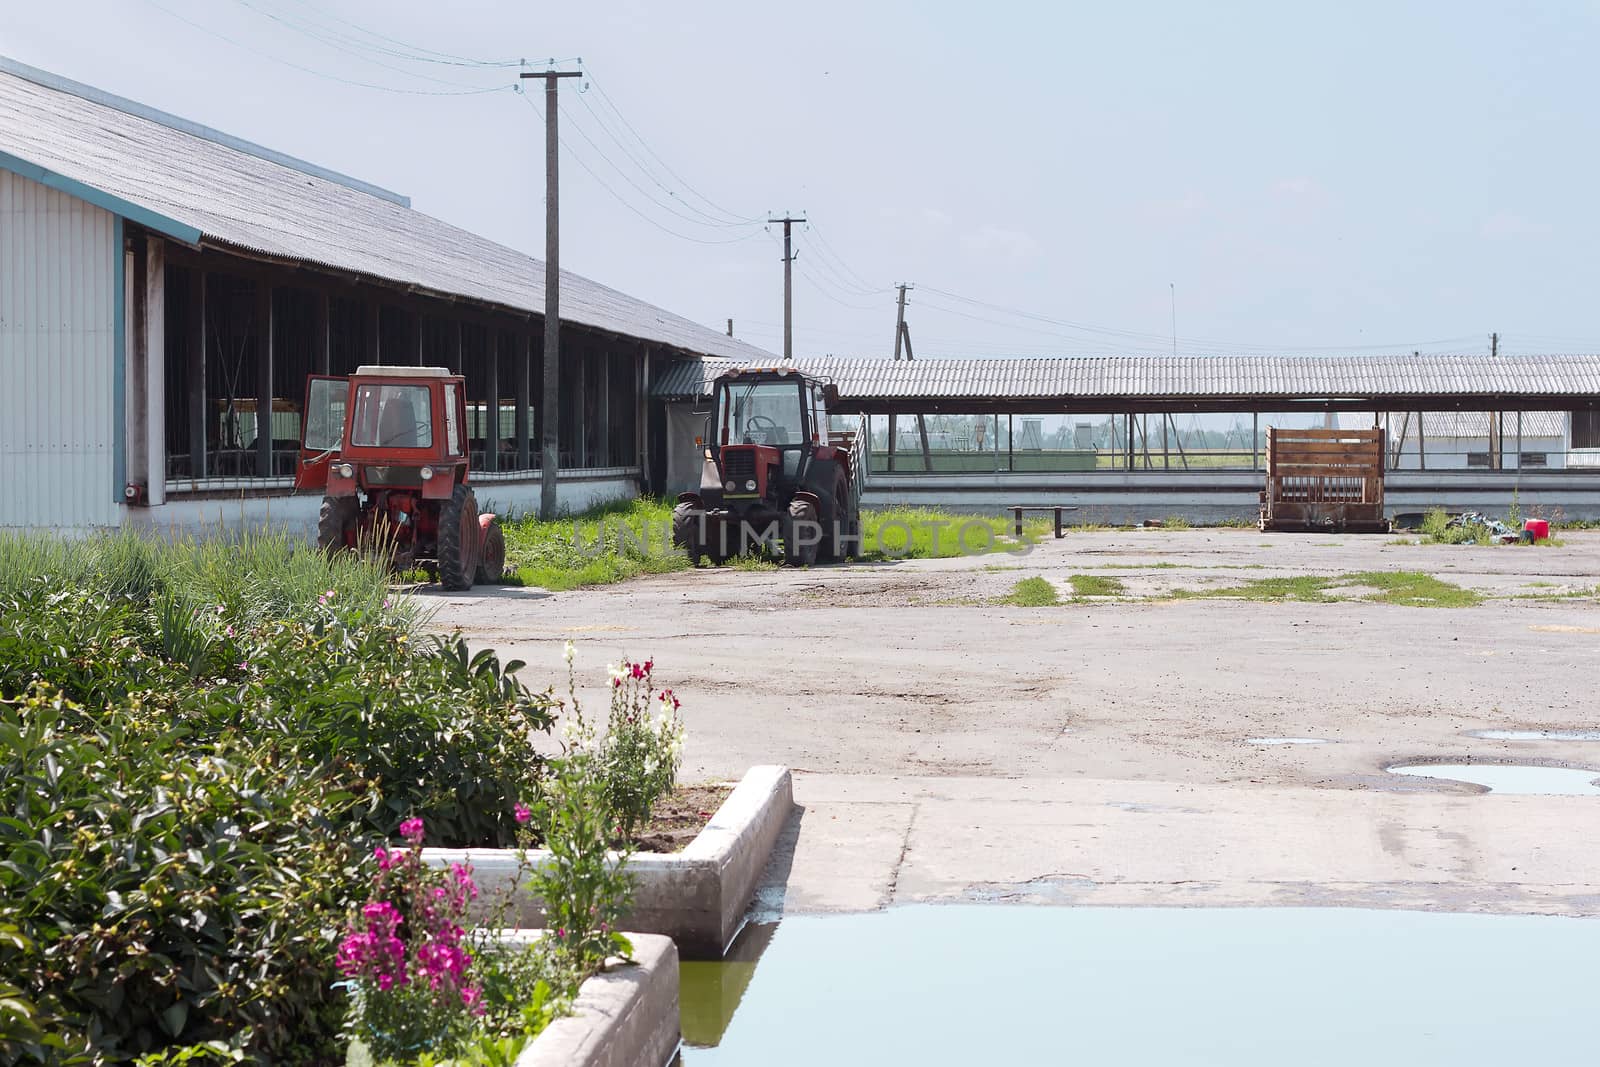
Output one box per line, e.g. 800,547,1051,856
7,1,1600,360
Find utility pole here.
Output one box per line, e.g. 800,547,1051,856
767,214,805,360
522,68,583,520
1490,332,1501,468
726,319,733,337
888,283,932,470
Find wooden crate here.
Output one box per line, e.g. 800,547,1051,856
1259,427,1388,532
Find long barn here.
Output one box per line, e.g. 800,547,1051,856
0,57,772,533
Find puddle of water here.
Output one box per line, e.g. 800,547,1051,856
1389,762,1600,795
675,906,1600,1066
1467,729,1600,742
1245,737,1331,745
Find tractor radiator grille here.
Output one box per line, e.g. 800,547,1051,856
721,449,756,481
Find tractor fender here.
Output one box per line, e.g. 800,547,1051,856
478,512,498,532
676,491,704,507
790,489,824,514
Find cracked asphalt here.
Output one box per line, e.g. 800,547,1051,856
432,528,1600,917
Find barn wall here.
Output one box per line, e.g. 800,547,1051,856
0,170,121,528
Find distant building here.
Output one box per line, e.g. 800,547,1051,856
1339,412,1570,470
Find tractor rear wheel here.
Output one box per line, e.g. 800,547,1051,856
317,495,358,553
672,501,702,565
821,472,856,563
783,499,820,567
437,484,479,591
474,521,506,584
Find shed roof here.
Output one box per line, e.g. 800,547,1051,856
0,57,773,363
654,354,1600,412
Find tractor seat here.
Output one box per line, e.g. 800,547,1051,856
379,395,422,447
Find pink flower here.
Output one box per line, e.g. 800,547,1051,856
514,802,531,825
556,927,566,939
630,662,645,680
399,817,424,843
461,985,485,1015
373,846,398,871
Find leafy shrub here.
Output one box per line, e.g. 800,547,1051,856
0,687,364,1064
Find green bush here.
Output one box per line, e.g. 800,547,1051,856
0,535,561,1063
0,687,363,1064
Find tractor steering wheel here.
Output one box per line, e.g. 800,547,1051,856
744,414,779,443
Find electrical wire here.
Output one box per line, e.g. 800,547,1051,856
570,86,760,230
802,221,888,295
557,102,761,232
143,0,516,96
265,0,532,68
519,93,764,246
582,67,765,226
229,0,516,90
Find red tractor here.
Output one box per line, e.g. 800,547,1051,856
673,365,861,566
295,366,505,590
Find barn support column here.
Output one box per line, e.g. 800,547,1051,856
483,331,500,472
186,265,206,480
636,345,649,481
255,283,275,478
125,242,149,495
312,290,330,374
369,301,381,365
596,348,611,467
574,349,587,467
515,330,531,471
143,239,167,504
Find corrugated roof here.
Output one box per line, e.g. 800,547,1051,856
654,355,1600,401
1339,410,1569,439
0,58,774,363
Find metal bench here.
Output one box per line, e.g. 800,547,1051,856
1009,505,1078,539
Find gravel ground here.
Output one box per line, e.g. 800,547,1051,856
427,528,1600,916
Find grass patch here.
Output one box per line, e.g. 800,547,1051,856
502,497,689,590
998,576,1061,606
862,507,1049,560
1344,570,1483,607
1168,570,1481,607
1159,515,1192,530
1068,573,1127,597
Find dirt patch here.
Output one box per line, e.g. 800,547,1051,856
630,782,735,854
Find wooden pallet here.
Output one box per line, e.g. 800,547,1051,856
1259,427,1388,532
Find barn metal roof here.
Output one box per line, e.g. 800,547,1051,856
654,355,1600,407
0,57,774,363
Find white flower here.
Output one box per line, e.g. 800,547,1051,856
563,640,576,664
607,664,627,687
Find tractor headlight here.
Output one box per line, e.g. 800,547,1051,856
419,465,435,480
724,480,736,492
744,479,757,491
336,462,355,478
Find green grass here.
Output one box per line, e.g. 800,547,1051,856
501,497,688,591
1168,570,1481,608
998,576,1061,606
1158,515,1192,530
1344,570,1484,607
1067,573,1127,597
860,507,1049,560
0,527,414,630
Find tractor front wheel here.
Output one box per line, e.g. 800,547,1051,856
673,500,718,566
317,495,359,553
437,484,480,591
783,499,820,567
475,520,506,584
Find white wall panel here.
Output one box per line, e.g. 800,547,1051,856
0,169,120,527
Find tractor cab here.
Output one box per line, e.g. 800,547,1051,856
712,366,824,504
295,367,503,590
295,366,468,496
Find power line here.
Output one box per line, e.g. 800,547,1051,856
143,0,516,96
803,221,886,294
230,0,515,90
570,83,759,230
518,93,763,246
266,0,532,67
558,101,761,231
583,67,764,226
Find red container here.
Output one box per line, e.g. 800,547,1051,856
1525,519,1550,540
